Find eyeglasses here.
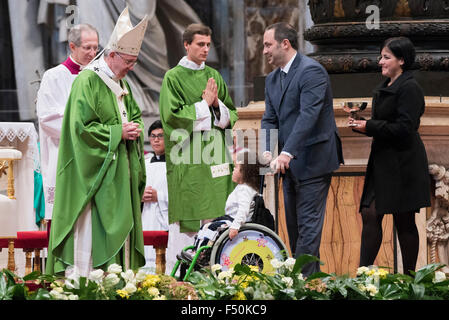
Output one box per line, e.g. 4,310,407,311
150,133,164,140
80,45,98,52
116,52,138,67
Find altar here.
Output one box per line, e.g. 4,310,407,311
234,97,449,277
0,122,40,275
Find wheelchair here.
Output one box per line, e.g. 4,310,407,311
171,222,289,281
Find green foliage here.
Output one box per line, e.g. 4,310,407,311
2,257,449,300
188,256,449,301
0,268,49,300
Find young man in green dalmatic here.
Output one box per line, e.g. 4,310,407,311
46,7,149,276
159,24,238,256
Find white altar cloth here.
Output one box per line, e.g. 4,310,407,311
0,122,39,275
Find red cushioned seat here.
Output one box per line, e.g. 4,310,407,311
0,231,48,275
15,231,48,248
0,239,9,248
0,232,49,249
143,231,168,247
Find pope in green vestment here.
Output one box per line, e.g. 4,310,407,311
45,66,147,275
159,56,239,232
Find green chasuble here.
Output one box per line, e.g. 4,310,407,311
159,61,239,232
46,69,146,275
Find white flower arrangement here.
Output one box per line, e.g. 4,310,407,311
433,271,446,283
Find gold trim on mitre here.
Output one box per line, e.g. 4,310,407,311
107,6,148,56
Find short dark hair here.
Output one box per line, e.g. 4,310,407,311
148,120,163,137
266,22,298,50
381,37,416,70
182,23,212,45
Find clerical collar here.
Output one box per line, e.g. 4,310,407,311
62,56,82,75
151,154,166,163
178,56,205,70
99,55,118,80
281,53,297,74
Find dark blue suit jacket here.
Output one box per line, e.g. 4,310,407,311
261,53,344,181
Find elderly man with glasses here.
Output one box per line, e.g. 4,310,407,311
46,7,149,276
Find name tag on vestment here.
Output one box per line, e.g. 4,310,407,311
210,163,230,178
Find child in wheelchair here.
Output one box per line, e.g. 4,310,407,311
172,150,278,278
192,150,271,254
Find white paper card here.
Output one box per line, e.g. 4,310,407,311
210,163,230,178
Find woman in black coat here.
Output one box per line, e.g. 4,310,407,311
349,37,431,276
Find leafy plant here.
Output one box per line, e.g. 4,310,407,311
0,269,50,300
189,255,449,301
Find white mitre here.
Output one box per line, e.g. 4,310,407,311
106,6,148,56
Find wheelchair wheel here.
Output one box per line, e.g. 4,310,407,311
209,223,288,273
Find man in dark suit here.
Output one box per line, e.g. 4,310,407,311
261,22,343,276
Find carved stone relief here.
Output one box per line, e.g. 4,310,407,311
245,0,300,81
305,0,449,74
427,164,449,273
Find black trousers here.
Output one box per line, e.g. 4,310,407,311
282,171,332,276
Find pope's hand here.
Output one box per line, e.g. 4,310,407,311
122,122,141,140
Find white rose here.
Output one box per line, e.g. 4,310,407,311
68,294,79,300
357,266,369,276
121,270,135,283
217,270,233,280
282,276,294,288
434,271,446,283
211,264,222,273
89,269,104,282
64,271,80,290
365,284,378,296
64,278,79,290
54,287,64,293
135,269,147,282
49,289,64,300
104,273,120,287
123,282,137,294
284,258,296,271
270,258,284,269
107,263,123,274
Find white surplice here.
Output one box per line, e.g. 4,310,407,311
141,155,169,270
36,59,79,220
